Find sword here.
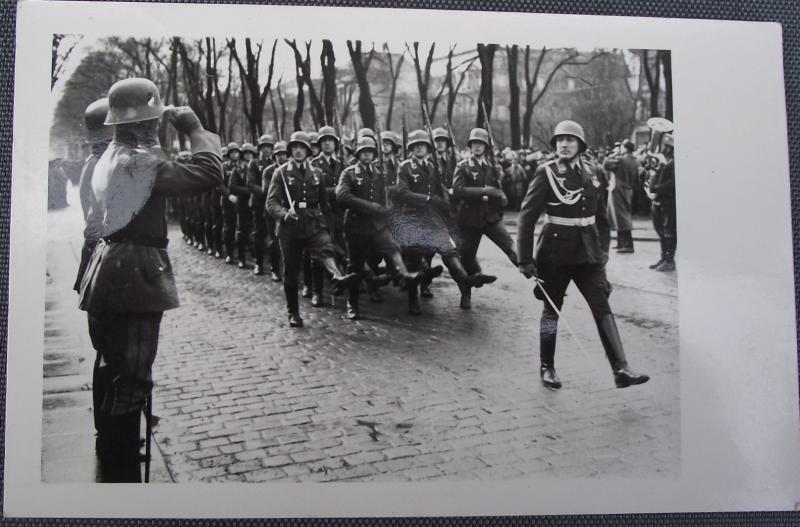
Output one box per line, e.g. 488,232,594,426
144,394,152,483
532,276,593,362
279,166,296,215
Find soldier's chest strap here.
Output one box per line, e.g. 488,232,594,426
545,164,584,206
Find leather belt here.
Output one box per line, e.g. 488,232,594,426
545,214,595,227
104,235,169,248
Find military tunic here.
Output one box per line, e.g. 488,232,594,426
247,156,270,267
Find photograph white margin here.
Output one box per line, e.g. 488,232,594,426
5,0,800,518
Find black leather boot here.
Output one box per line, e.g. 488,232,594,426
459,284,471,310
346,284,360,320
443,255,496,289
650,239,666,269
97,411,142,483
540,315,561,389
408,284,421,315
285,283,303,328
596,314,649,388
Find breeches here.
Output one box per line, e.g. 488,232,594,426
279,233,336,286
536,262,612,322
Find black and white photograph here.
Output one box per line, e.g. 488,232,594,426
5,0,800,518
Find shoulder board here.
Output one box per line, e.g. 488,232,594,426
541,160,557,169
457,159,469,167
399,159,413,168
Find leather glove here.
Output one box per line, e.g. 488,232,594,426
167,106,203,134
284,210,299,223
518,261,538,279
227,194,238,205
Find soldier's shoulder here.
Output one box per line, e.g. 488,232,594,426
456,158,469,168
399,159,413,168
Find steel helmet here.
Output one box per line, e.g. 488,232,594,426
342,135,355,153
104,78,166,125
355,136,378,158
241,142,257,155
288,131,312,153
432,127,452,145
226,142,241,153
308,131,320,146
467,128,490,147
272,141,288,156
380,131,401,149
356,127,376,141
84,98,113,142
550,120,587,152
662,134,674,148
407,129,431,150
257,134,275,148
317,125,340,145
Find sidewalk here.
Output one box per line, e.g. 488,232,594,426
41,185,172,482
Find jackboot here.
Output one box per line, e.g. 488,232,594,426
346,285,361,320
649,238,666,269
442,255,496,288
539,316,561,389
284,283,303,328
596,314,649,388
322,257,357,296
420,264,442,298
617,231,634,254
96,410,142,483
389,252,423,289
407,283,422,315
459,284,471,310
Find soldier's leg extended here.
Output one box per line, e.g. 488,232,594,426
88,311,163,483
534,263,572,389
484,219,519,266
279,237,306,328
403,251,426,315
419,254,437,298
344,233,369,320
457,226,482,309
308,229,357,298
572,264,649,388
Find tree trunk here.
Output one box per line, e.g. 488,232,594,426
506,45,521,149
321,40,337,126
476,43,497,128
347,40,376,130
659,50,673,121
642,50,661,118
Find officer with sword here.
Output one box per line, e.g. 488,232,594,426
517,120,650,390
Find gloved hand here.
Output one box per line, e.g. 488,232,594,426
284,210,299,223
166,106,203,134
518,261,538,279
227,194,238,205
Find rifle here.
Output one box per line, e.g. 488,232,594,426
401,103,408,160
333,98,344,161
480,98,497,166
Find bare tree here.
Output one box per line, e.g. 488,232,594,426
642,49,662,118
506,45,521,149
659,50,673,121
286,39,324,129
522,46,606,147
444,47,478,128
320,40,337,126
52,34,83,88
346,40,376,129
405,42,446,124
383,44,405,129
277,78,288,139
476,43,498,127
227,37,278,141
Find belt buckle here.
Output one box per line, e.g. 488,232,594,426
298,202,307,209
579,217,588,227
482,195,489,202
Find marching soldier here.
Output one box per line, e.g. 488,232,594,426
392,129,495,315
221,142,241,264
380,131,402,186
432,127,457,189
247,135,274,275
336,136,421,320
309,131,321,158
452,128,519,310
78,78,223,482
266,131,357,328
648,134,676,272
228,143,256,269
261,141,289,282
517,120,649,390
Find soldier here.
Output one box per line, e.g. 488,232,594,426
517,120,649,390
78,79,223,482
392,129,495,315
309,131,321,158
647,134,676,272
452,128,519,310
261,141,289,282
221,143,241,264
266,131,357,327
227,143,256,269
307,126,346,307
432,127,457,189
336,136,421,320
206,147,227,259
606,139,639,254
380,131,402,186
247,135,274,275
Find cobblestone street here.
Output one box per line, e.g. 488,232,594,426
42,190,679,483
